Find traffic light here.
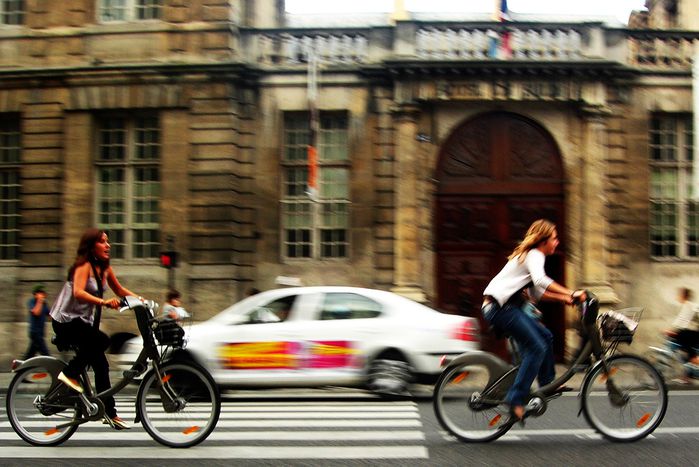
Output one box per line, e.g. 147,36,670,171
159,251,178,269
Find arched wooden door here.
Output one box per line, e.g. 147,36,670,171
435,111,567,361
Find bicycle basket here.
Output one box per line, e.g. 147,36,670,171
152,317,185,348
599,308,642,343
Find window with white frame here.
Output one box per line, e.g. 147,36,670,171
281,111,350,259
96,115,160,259
98,0,162,22
1,0,24,25
0,117,20,260
649,114,696,258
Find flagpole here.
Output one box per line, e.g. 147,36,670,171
306,47,319,203
693,51,699,200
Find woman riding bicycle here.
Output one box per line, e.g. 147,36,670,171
481,219,585,420
50,228,139,430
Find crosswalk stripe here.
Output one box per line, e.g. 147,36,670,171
0,429,425,442
1,445,429,459
19,410,418,420
1,419,423,428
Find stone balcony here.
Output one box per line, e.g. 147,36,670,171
241,22,699,72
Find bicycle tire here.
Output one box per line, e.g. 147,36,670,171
433,360,514,443
581,355,667,442
6,364,80,446
137,362,221,448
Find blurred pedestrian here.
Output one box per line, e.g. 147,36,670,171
162,289,190,320
665,287,699,381
22,284,51,359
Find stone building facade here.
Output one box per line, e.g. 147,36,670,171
1,0,698,365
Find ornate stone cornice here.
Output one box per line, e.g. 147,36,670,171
362,60,638,82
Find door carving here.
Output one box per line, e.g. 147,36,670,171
435,111,567,361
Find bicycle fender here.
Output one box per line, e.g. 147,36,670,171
13,356,66,374
445,350,512,379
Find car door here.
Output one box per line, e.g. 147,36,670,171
290,291,385,386
209,292,314,386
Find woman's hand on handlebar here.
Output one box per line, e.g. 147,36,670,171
571,289,587,305
103,297,121,309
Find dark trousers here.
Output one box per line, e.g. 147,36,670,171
674,329,699,360
23,331,50,359
52,318,116,418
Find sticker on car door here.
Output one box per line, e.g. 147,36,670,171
218,340,360,370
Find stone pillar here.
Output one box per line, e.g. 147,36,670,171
579,105,619,306
390,104,426,302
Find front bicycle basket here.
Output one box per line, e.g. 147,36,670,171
599,307,643,344
152,317,185,348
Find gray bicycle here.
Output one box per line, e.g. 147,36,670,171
433,292,667,443
6,296,221,448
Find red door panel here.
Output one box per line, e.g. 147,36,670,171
435,111,567,361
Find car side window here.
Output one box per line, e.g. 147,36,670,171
319,293,382,320
245,296,297,324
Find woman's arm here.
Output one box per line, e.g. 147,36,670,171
105,266,137,298
72,262,107,307
525,251,584,304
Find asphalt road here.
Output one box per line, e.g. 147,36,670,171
1,386,698,466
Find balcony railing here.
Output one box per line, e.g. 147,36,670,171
252,31,369,65
240,23,697,71
415,26,582,60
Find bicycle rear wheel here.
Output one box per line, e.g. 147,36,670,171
581,355,667,442
433,361,514,443
6,365,80,446
137,362,221,448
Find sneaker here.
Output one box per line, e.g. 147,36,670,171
103,415,130,430
57,372,83,393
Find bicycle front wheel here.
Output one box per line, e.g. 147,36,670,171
6,365,80,446
137,362,221,448
581,355,667,442
433,360,514,443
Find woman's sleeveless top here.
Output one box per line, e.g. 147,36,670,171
51,276,105,325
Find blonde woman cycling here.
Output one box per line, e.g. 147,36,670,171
481,219,585,420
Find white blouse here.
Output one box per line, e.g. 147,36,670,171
483,249,554,307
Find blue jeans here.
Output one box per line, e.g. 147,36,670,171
482,300,555,406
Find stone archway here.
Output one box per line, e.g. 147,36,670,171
434,111,567,361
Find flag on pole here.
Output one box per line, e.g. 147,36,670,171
306,48,319,202
489,0,511,59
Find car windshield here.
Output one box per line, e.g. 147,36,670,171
208,293,299,324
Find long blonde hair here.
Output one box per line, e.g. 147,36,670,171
508,219,556,262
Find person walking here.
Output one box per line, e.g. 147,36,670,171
22,284,51,359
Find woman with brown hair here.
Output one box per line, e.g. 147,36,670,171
481,219,585,420
50,228,139,430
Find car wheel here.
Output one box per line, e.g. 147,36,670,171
367,352,412,396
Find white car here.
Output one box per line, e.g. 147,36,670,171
118,286,479,395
